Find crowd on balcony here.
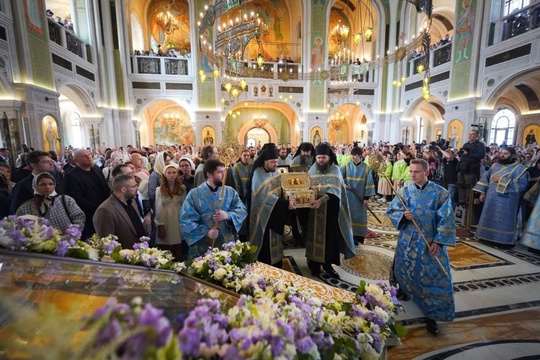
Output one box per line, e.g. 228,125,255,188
133,46,190,58
46,9,74,33
412,34,452,58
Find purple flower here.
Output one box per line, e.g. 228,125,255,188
269,335,285,357
56,240,69,257
296,336,315,354
138,304,172,347
178,328,201,356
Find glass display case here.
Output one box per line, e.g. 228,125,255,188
0,250,239,323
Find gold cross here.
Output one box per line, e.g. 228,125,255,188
318,182,322,191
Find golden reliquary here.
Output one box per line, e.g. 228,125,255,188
280,173,315,208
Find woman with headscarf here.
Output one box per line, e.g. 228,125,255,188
16,172,85,233
148,151,171,210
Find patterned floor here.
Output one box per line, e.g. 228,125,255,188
284,200,540,359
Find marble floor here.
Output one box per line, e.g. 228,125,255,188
283,201,540,360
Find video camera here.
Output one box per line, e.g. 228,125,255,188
430,138,449,151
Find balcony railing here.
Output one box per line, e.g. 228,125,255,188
224,61,305,80
409,43,452,75
489,2,540,45
48,18,87,61
131,56,191,76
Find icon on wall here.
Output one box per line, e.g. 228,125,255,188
42,116,60,154
202,126,215,146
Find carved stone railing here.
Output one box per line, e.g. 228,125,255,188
132,56,190,75
48,18,87,60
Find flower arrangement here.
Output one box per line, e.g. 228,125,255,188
109,237,183,271
86,296,180,359
0,216,180,270
1,218,406,359
173,241,406,359
180,240,258,292
0,216,97,259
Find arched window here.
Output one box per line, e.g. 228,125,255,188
71,112,83,148
490,109,516,145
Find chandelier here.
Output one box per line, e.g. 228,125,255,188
252,114,268,128
332,23,350,46
156,11,179,35
328,112,347,130
161,113,181,131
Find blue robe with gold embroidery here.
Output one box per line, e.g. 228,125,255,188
341,162,376,237
386,181,456,321
520,181,540,250
306,163,356,264
249,167,288,265
180,183,247,260
473,162,529,244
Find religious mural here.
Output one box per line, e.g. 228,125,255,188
149,0,190,53
42,116,60,154
311,127,322,145
447,119,463,150
202,126,215,146
154,113,194,145
327,122,349,145
523,125,539,146
225,0,292,61
454,0,475,64
24,0,44,35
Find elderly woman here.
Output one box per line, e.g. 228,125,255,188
16,172,85,233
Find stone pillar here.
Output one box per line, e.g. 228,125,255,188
474,109,497,144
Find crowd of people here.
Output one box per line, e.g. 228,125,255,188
0,132,538,335
46,9,74,33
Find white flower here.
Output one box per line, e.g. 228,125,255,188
0,229,13,248
87,247,100,261
374,306,390,322
365,283,384,297
119,249,135,259
214,267,227,281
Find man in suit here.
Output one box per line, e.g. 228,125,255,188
93,174,147,249
65,148,110,239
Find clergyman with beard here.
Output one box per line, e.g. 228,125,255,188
277,146,291,166
290,142,315,172
305,143,356,278
473,146,529,248
180,159,247,260
249,143,295,267
289,142,316,242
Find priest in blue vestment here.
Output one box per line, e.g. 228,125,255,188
180,159,247,260
228,149,252,242
520,179,540,252
341,146,375,245
249,143,295,267
306,143,356,279
386,158,456,335
473,147,529,247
